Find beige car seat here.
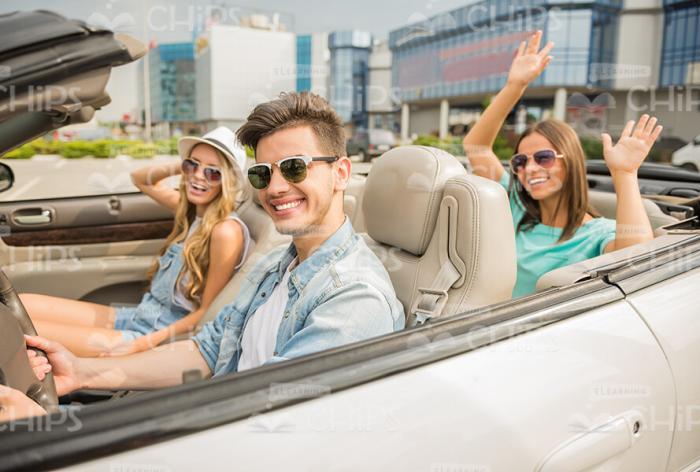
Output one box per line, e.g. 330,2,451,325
589,190,678,233
362,146,517,327
345,173,367,233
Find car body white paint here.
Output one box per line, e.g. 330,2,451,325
672,135,700,171
67,279,698,472
627,268,700,472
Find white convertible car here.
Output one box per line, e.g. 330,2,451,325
1,10,699,472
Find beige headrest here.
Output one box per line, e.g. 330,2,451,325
251,186,263,207
363,146,467,256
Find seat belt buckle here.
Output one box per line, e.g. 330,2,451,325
410,287,449,324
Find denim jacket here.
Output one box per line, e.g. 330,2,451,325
193,218,405,376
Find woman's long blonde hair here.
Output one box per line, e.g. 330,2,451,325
511,119,600,242
147,144,241,307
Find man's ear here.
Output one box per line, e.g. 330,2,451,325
334,156,352,191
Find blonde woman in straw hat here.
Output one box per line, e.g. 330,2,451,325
20,127,251,356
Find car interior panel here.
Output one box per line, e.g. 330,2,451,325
0,192,176,302
535,232,697,291
0,220,174,247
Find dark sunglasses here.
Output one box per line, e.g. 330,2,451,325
510,149,564,173
181,158,223,184
247,155,339,190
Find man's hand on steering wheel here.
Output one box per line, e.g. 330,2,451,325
26,335,82,397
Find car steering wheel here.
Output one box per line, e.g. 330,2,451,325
0,270,59,414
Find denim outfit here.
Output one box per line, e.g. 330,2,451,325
114,212,249,342
193,218,405,376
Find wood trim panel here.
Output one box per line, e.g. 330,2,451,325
1,220,174,247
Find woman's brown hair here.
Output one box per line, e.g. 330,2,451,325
510,119,599,242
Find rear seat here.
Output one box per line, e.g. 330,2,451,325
589,190,678,234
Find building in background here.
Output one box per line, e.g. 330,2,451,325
296,33,330,99
138,42,198,138
649,0,700,141
368,40,400,133
660,0,700,87
195,24,296,132
329,31,373,129
389,0,700,144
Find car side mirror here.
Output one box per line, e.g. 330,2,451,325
0,162,15,193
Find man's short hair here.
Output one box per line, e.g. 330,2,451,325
237,92,346,158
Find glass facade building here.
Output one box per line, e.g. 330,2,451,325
296,35,313,92
389,0,621,103
328,31,372,125
149,42,197,123
660,0,700,86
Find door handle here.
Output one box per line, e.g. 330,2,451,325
537,411,644,472
13,208,52,226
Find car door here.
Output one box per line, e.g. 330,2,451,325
3,238,699,472
0,174,175,305
0,11,161,305
54,284,676,472
616,254,700,472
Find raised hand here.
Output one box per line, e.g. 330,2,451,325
507,30,553,87
601,114,663,176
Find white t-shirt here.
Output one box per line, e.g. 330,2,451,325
237,258,297,371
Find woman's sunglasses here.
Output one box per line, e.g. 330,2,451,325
510,149,564,173
247,155,339,190
181,158,223,184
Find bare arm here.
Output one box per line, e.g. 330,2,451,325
463,30,553,181
602,115,662,252
114,220,245,354
130,160,182,212
27,336,211,394
80,341,210,390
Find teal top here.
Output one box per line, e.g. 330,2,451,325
499,172,617,298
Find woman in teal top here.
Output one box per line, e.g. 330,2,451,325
499,171,616,297
463,30,663,297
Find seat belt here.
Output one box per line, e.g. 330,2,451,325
409,260,461,325
409,195,465,326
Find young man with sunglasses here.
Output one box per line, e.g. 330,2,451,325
26,92,405,395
